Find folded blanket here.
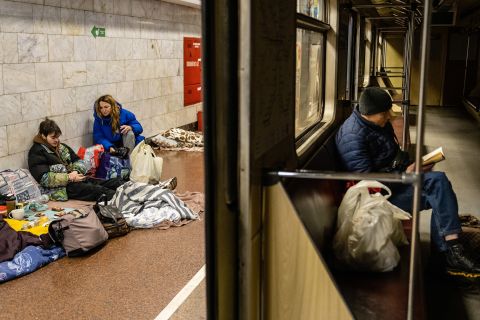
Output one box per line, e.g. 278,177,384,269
0,246,65,283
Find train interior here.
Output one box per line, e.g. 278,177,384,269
1,0,480,319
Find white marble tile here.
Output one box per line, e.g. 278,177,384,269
96,37,116,60
148,78,162,98
164,58,180,77
97,82,117,97
76,85,98,111
150,114,164,133
36,62,63,90
131,0,151,18
173,40,183,59
0,66,2,95
11,0,43,5
176,105,196,126
139,18,155,39
93,0,113,13
142,59,155,79
115,38,132,60
106,14,124,38
133,79,148,101
0,1,33,33
3,64,35,94
63,134,92,153
125,59,142,81
86,60,107,85
159,40,175,59
157,21,181,40
48,35,74,62
18,33,48,63
64,0,94,11
0,126,8,157
115,81,133,103
140,117,152,137
64,110,91,139
7,119,41,154
132,38,148,59
106,60,125,82
47,115,66,137
113,0,131,16
63,61,87,87
147,39,161,59
165,93,183,113
44,0,61,6
172,76,183,94
0,152,26,170
74,36,96,61
163,112,177,129
33,5,61,35
85,11,106,36
50,88,76,116
149,96,166,116
159,1,175,21
1,33,19,63
174,5,199,25
0,94,21,126
160,76,174,96
21,91,50,122
124,16,140,39
150,0,161,20
61,8,84,36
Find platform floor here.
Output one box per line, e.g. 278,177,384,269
1,150,206,320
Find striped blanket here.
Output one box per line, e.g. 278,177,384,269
109,181,199,228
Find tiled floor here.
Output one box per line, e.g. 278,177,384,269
0,150,206,320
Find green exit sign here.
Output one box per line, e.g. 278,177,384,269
91,25,106,38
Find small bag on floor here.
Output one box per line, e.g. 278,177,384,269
130,141,163,184
93,195,130,238
48,207,108,257
96,153,131,180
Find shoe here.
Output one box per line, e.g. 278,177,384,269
444,243,480,278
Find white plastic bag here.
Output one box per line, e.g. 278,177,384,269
332,180,411,272
129,141,163,184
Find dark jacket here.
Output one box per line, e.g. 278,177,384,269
335,108,404,173
93,103,145,151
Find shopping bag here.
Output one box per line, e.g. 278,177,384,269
96,153,131,180
130,141,163,184
77,144,104,175
332,180,411,272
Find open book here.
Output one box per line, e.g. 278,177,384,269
422,147,445,166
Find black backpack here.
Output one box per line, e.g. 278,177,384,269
93,195,130,239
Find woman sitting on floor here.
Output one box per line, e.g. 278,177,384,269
28,119,124,201
93,95,145,155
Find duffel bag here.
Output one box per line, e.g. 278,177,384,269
93,195,130,238
48,207,108,257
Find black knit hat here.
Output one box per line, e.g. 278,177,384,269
358,87,392,115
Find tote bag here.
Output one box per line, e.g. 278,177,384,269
130,141,163,184
96,153,131,180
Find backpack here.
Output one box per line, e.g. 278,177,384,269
93,195,130,239
48,207,108,257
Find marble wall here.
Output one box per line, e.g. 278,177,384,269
0,0,202,169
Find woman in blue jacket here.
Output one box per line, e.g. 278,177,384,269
93,95,145,153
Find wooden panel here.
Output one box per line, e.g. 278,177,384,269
264,183,353,320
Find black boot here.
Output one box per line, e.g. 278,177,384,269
444,243,480,277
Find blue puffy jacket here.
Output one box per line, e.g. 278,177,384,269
335,108,401,173
93,103,145,151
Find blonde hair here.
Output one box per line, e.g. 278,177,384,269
95,95,120,133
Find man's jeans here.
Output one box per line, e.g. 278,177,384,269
387,171,462,252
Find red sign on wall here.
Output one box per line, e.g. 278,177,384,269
184,37,202,106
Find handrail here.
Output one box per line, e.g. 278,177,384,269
266,170,418,185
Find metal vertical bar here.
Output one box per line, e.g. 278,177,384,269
346,13,354,100
463,34,471,97
353,14,362,102
408,1,432,319
371,27,377,78
402,9,415,150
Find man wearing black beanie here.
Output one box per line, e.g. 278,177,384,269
335,87,480,277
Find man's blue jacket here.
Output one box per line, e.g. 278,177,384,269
335,108,401,173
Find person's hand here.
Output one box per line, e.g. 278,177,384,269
76,174,87,182
406,163,434,173
110,147,116,153
120,125,132,134
68,172,80,182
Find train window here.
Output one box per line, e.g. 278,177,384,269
295,1,330,147
295,29,324,138
297,0,325,21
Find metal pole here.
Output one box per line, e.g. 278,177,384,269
408,1,432,319
354,13,362,102
403,9,415,150
346,13,354,100
463,33,471,97
269,170,416,184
